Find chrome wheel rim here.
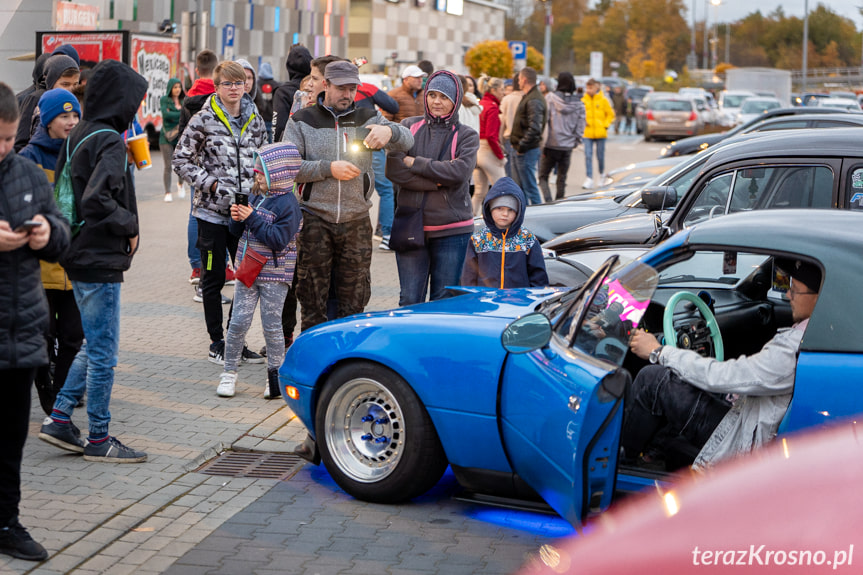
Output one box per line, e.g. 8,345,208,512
324,377,405,483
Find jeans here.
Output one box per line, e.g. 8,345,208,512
583,137,606,179
0,368,34,524
187,195,200,269
512,147,542,205
54,281,122,437
396,233,471,306
539,148,573,202
503,139,515,179
372,149,394,237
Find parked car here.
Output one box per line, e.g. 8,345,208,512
735,96,782,125
815,97,860,111
717,89,756,125
545,128,863,255
602,156,686,190
801,92,830,106
643,95,703,141
279,209,863,526
658,106,858,157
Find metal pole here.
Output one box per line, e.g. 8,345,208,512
543,0,552,79
802,0,808,91
702,0,709,69
725,23,730,64
688,0,697,70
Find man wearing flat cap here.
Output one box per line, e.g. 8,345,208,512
283,60,413,330
624,257,821,472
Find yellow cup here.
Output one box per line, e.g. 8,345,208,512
126,134,152,170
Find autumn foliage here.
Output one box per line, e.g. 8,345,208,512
465,41,514,79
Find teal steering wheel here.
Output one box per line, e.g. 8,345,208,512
663,291,724,361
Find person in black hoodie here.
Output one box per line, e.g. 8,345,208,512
37,60,149,464
0,82,69,562
272,44,312,142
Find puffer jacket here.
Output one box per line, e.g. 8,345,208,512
460,177,548,288
173,93,267,226
656,321,806,471
582,91,615,139
284,93,413,224
544,90,586,150
510,85,547,153
58,59,147,283
386,70,479,239
19,126,73,291
228,143,303,284
0,150,71,369
479,91,504,160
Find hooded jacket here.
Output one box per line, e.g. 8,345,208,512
178,77,215,139
479,91,504,159
544,90,586,150
173,93,267,225
228,143,303,284
582,90,615,139
0,149,71,370
460,177,548,289
15,54,79,152
284,92,413,224
510,84,547,153
57,60,147,283
272,45,312,142
458,91,481,135
159,78,184,146
255,62,280,124
235,58,258,100
386,70,479,239
16,53,50,108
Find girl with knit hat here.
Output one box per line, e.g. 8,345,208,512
19,89,84,415
217,142,303,399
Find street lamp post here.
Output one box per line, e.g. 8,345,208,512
710,0,721,69
687,0,698,71
802,0,809,91
542,0,552,79
702,0,709,69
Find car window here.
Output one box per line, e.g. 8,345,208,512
757,120,808,131
658,251,771,289
814,120,860,128
848,167,863,211
683,172,734,227
652,100,692,112
740,166,834,211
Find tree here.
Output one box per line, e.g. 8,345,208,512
624,30,646,81
648,35,668,77
526,46,545,73
464,40,514,78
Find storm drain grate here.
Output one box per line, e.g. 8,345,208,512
196,451,304,480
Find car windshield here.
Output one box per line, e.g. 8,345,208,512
621,152,711,208
652,99,692,112
657,251,770,288
741,99,781,113
723,94,751,108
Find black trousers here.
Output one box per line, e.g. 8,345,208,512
0,369,35,524
538,148,573,202
197,219,239,343
34,289,84,415
621,365,730,467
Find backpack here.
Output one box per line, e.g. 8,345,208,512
55,129,117,236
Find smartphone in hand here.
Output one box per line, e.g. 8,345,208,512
14,220,42,233
234,192,249,206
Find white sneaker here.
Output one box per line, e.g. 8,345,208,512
582,178,594,189
217,372,237,397
600,174,613,187
263,381,273,399
164,192,173,202
177,183,186,199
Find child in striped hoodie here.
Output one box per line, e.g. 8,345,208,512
218,142,303,399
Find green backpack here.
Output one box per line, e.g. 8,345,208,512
55,128,118,236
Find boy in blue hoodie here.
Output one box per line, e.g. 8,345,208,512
218,142,303,399
461,177,548,289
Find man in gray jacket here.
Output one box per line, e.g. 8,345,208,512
623,258,820,472
539,72,585,202
284,61,412,330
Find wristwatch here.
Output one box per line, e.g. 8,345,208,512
648,346,664,364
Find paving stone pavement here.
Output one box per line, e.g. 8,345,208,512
2,138,651,574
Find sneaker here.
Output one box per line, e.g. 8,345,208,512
225,266,236,285
222,293,232,305
582,177,594,189
259,345,267,358
217,372,237,397
241,346,265,364
209,340,225,365
0,520,48,561
599,174,613,187
164,192,173,203
194,286,231,304
379,235,391,251
83,436,147,463
38,419,86,453
264,368,281,399
189,268,201,284
177,183,186,199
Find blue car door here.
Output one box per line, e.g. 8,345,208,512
499,259,657,525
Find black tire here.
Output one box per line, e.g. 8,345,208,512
315,361,448,502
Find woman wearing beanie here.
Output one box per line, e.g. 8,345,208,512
386,70,479,305
19,89,84,416
159,78,185,202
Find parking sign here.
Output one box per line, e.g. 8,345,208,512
222,24,235,59
509,41,527,62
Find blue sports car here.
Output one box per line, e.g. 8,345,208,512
280,210,863,526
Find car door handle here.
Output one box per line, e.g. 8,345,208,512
568,395,581,413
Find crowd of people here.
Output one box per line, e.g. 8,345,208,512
1,42,635,561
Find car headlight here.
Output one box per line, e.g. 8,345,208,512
659,146,669,157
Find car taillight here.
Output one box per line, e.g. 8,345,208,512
647,110,655,121
688,111,697,121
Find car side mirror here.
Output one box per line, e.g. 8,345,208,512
501,313,552,354
642,186,678,211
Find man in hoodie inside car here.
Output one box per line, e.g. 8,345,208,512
461,177,548,289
